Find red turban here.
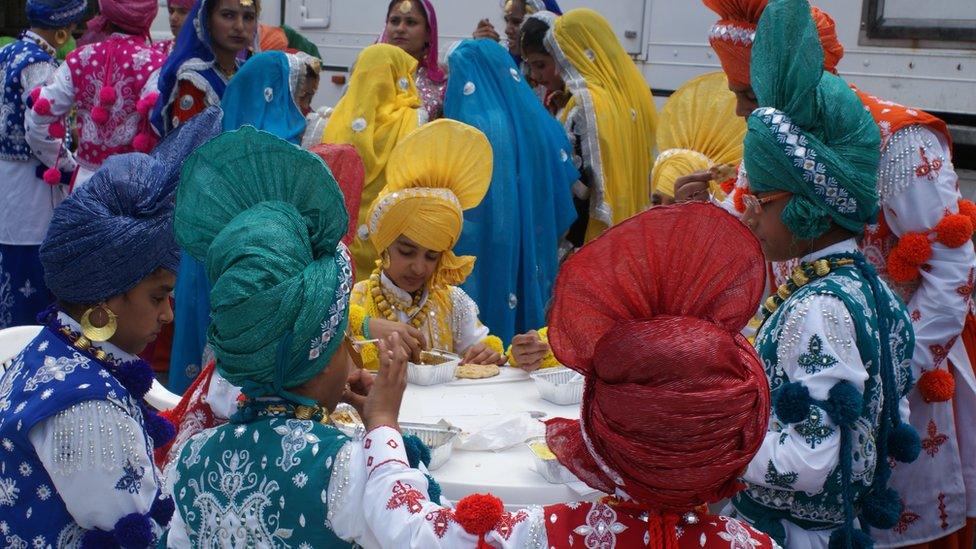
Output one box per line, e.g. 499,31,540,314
86,0,160,38
309,144,366,246
705,0,844,87
545,203,770,512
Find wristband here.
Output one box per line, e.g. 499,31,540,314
362,315,372,340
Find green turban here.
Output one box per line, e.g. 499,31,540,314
743,0,880,239
174,127,351,401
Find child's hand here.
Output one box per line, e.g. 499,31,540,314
462,342,505,366
368,318,426,362
510,330,550,372
363,332,409,431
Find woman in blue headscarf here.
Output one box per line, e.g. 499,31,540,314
150,0,259,135
167,50,316,394
444,39,577,346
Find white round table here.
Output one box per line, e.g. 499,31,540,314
398,367,592,510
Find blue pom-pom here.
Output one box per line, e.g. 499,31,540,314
425,473,442,504
862,487,903,529
824,381,863,427
774,382,812,424
150,494,176,526
112,513,154,548
81,529,118,548
115,361,153,398
144,410,176,449
888,422,921,463
828,526,874,549
403,434,432,469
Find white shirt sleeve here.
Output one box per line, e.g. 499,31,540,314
21,61,76,173
742,294,867,493
28,399,160,531
358,426,544,548
880,125,975,378
450,286,491,356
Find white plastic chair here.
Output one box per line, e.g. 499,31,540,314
0,324,181,411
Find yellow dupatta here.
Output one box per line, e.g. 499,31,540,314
323,44,422,280
653,72,745,199
548,8,658,242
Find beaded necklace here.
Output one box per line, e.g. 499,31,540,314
21,31,57,58
761,257,855,319
366,268,435,330
39,306,175,449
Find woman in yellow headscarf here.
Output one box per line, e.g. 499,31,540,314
323,43,423,280
546,8,658,244
349,119,505,370
652,71,745,205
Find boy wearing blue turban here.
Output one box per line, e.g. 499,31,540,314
0,109,220,547
727,1,920,547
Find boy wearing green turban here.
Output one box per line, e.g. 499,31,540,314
727,1,921,547
166,127,440,547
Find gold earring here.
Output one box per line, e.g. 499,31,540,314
54,29,69,47
381,251,391,270
80,304,117,342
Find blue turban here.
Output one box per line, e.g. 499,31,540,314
26,0,88,29
743,0,880,239
40,107,223,304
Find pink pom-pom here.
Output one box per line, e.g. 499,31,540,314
137,92,159,117
43,167,61,185
132,132,155,153
99,85,117,106
28,87,41,105
91,106,110,125
48,121,66,139
33,97,52,116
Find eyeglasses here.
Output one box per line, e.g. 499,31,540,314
742,190,792,218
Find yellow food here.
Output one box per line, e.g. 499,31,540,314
530,442,556,460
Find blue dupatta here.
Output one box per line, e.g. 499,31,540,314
445,39,577,344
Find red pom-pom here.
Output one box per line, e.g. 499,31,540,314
719,177,736,195
28,87,41,105
43,167,61,185
33,97,52,116
48,120,66,139
733,187,747,213
935,214,974,248
99,85,117,106
957,199,976,228
895,232,933,266
454,494,504,537
91,106,110,125
886,247,920,283
132,132,155,153
137,92,159,117
918,369,955,403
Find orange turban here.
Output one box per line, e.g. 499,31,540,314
704,0,844,87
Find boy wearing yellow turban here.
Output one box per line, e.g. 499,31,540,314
350,120,505,369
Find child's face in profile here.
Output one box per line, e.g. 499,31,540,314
384,235,441,294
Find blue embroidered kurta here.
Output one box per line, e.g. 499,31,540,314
0,321,164,546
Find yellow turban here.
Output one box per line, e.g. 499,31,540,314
368,119,491,287
652,72,745,199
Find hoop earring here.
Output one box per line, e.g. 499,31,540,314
54,29,69,47
80,304,118,343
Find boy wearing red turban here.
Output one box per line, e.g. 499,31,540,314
351,203,780,548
